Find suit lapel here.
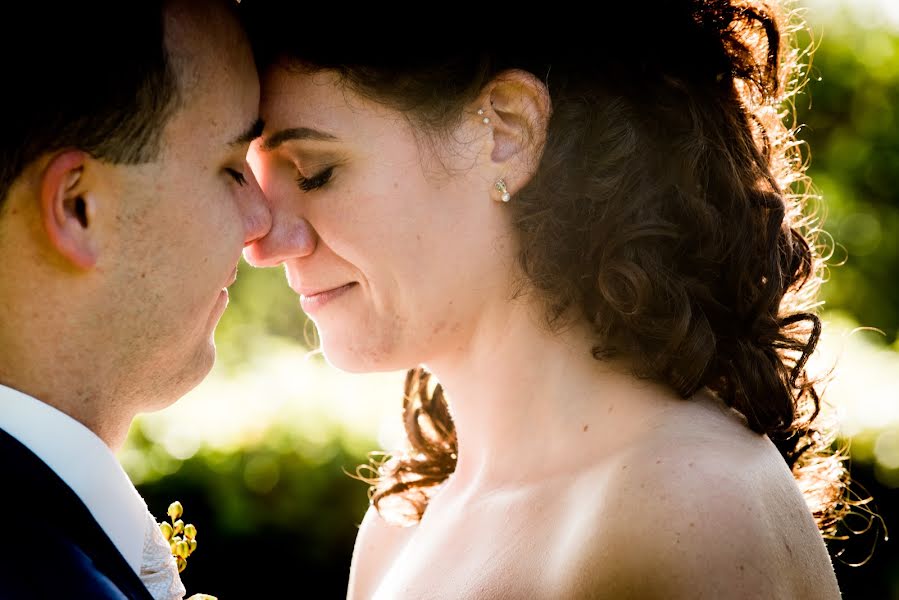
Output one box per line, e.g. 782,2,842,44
0,428,155,600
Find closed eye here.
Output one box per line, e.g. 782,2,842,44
225,167,248,186
297,166,334,192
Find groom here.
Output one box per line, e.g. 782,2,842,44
0,1,271,598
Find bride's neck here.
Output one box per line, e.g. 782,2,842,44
425,298,659,492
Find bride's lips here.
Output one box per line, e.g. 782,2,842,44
297,282,357,312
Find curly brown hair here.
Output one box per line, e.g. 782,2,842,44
244,1,849,534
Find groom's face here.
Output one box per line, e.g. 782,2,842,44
96,1,271,406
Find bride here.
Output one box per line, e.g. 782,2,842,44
241,1,846,597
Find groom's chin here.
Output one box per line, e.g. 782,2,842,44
145,339,217,413
187,338,218,389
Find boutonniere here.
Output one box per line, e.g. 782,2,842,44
159,501,217,600
158,501,197,573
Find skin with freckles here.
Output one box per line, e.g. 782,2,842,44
0,4,276,598
246,68,515,373
246,59,840,599
0,0,271,449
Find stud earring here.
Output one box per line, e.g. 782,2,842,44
495,178,511,203
477,108,490,124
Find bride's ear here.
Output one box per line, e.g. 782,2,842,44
478,69,551,194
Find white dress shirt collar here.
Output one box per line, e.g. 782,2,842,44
0,383,147,574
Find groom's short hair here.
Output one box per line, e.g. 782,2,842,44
0,2,180,210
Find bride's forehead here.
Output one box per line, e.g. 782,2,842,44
261,70,416,138
262,69,358,117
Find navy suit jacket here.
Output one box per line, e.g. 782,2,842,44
0,427,154,599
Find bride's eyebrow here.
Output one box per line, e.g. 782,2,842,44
261,126,338,151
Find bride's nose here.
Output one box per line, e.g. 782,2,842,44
243,214,317,267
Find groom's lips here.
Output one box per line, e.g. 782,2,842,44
213,265,239,318
225,265,238,288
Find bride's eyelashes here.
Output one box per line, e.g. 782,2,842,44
296,166,334,192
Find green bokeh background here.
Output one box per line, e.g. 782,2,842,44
122,2,899,597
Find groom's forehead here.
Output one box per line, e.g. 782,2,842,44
154,0,262,163
162,0,243,88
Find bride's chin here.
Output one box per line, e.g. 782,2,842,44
318,340,365,373
323,355,377,374
320,340,401,374
323,358,371,374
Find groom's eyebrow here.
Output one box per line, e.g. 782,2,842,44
230,117,266,147
262,127,338,151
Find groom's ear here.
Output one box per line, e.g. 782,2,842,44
39,150,101,270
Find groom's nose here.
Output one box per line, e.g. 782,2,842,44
239,167,273,247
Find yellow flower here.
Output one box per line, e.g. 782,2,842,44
157,500,214,598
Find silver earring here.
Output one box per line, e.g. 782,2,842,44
477,108,489,124
495,178,511,203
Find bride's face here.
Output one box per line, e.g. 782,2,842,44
246,67,516,372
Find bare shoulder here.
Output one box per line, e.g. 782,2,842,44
347,504,415,600
573,398,840,599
